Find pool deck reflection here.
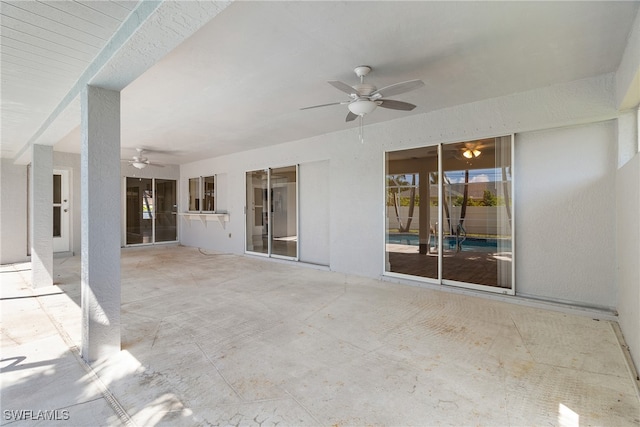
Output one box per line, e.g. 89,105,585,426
386,243,512,288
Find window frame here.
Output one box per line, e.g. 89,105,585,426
187,175,216,213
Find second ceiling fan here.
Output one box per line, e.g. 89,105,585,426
301,65,425,122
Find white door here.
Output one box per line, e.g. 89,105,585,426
53,170,70,253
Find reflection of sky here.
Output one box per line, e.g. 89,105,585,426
445,168,505,184
389,167,511,187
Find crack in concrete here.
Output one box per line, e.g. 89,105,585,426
282,388,321,425
194,341,244,401
150,318,163,349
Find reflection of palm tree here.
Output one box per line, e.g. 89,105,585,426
502,166,512,226
459,169,469,229
438,172,455,235
404,174,416,232
387,174,416,232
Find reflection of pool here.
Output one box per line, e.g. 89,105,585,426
387,233,511,253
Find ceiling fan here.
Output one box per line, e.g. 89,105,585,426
127,148,164,169
301,65,425,123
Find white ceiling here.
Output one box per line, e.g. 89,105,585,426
1,0,141,157
2,1,639,165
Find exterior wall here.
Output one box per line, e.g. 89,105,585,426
179,74,621,309
515,121,617,309
616,153,640,371
0,159,28,264
179,147,331,263
299,160,330,265
0,153,180,265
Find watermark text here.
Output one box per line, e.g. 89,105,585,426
3,409,70,421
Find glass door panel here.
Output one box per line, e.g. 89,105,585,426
53,174,62,237
246,169,269,255
270,166,297,258
155,179,177,242
385,146,439,280
126,178,153,245
53,170,70,252
441,137,513,289
53,207,61,237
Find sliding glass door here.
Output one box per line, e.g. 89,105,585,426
126,177,177,245
246,166,298,260
155,179,177,243
246,169,269,255
385,145,439,280
385,136,513,293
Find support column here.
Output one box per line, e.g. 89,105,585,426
81,85,121,362
30,144,53,288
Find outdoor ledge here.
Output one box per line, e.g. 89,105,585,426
179,212,229,228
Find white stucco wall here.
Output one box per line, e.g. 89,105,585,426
515,121,617,309
0,159,28,264
299,160,330,265
616,153,640,371
1,72,629,311
179,141,331,259
179,74,622,306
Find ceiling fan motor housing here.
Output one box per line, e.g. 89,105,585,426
354,83,376,96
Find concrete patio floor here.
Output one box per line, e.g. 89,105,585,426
2,245,639,426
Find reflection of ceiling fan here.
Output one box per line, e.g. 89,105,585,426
301,66,425,123
127,148,164,169
442,139,494,161
463,142,482,159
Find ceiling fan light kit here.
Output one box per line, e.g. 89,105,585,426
348,99,377,116
132,161,147,169
127,148,164,169
301,65,425,142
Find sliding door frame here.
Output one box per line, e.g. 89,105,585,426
123,177,178,247
244,165,299,261
383,135,515,295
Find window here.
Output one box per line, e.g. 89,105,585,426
189,178,199,211
188,175,216,212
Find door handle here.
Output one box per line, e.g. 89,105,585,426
64,209,68,212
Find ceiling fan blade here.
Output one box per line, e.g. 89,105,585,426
328,80,359,96
300,101,348,110
372,79,424,98
378,99,417,111
148,163,165,168
346,111,358,122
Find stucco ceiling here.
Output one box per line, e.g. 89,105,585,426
2,1,639,164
